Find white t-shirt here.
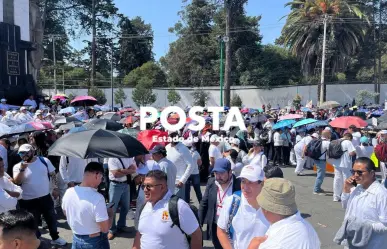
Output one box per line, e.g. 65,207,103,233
138,191,199,249
355,145,374,159
209,144,222,161
318,139,330,160
166,143,194,184
59,156,88,184
0,173,22,200
259,212,321,249
23,99,37,108
352,132,362,147
217,194,270,249
108,158,135,182
13,157,55,200
0,188,17,214
62,186,108,235
329,140,356,169
294,136,313,154
191,150,201,175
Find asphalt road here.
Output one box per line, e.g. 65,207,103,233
41,167,345,249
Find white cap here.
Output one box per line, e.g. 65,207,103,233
20,107,26,111
380,130,387,135
18,144,34,153
182,139,193,147
230,137,240,145
237,165,264,182
35,110,42,115
1,99,6,102
210,134,219,143
324,127,332,131
311,133,320,139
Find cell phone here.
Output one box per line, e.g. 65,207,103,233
352,180,357,187
106,202,115,209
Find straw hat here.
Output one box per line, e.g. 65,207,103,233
257,178,298,216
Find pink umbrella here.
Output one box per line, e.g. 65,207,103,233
40,122,54,129
27,122,46,130
278,114,303,121
52,95,67,101
71,96,97,104
241,108,249,114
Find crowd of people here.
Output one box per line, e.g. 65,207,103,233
0,96,386,249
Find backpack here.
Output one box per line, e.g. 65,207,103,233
375,143,387,162
305,139,325,160
37,156,51,181
259,128,270,142
328,139,345,159
138,195,203,247
226,191,242,241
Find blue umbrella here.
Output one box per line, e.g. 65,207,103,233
59,107,76,114
306,120,329,130
301,107,312,112
293,118,318,128
273,119,296,130
68,126,87,134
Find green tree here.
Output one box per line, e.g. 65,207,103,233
167,87,181,105
132,80,157,107
88,86,107,104
230,94,242,107
116,16,154,77
123,62,166,87
191,88,209,106
278,0,369,76
355,90,379,106
114,87,127,107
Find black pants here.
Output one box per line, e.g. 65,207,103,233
19,194,59,240
211,223,222,249
282,146,290,165
273,146,283,165
264,142,274,160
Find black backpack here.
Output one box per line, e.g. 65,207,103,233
328,139,345,159
305,139,325,160
139,195,202,246
260,128,270,142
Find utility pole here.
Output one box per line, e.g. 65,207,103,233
62,68,65,92
373,1,378,104
91,0,97,87
224,0,231,107
319,14,328,105
218,36,225,106
111,42,114,111
377,1,382,104
52,36,57,94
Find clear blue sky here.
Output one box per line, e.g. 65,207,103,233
71,0,290,60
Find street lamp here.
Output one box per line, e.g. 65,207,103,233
217,35,228,107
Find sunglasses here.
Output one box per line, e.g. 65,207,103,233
141,184,162,190
18,152,29,157
351,169,368,176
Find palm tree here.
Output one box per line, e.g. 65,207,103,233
278,0,370,77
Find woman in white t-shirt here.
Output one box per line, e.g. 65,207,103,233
355,136,374,159
242,139,267,169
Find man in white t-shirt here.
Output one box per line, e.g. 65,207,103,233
313,130,331,195
62,162,113,249
209,134,222,171
182,140,203,203
330,133,357,202
133,170,202,249
13,144,67,246
294,133,318,176
249,178,321,249
23,95,37,109
217,165,270,249
107,157,136,239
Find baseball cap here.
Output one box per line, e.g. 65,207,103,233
230,137,240,145
1,99,6,102
360,136,369,144
18,144,34,153
212,158,231,173
380,130,387,135
149,144,166,154
237,165,265,182
35,110,43,115
20,107,26,111
311,133,319,139
324,127,332,131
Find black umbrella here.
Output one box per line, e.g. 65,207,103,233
54,116,82,125
48,129,148,158
100,112,121,122
83,119,123,131
378,114,387,123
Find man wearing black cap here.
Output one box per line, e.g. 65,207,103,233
199,158,241,249
150,144,177,193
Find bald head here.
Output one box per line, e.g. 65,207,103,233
321,130,331,140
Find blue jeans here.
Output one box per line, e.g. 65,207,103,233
314,160,326,192
72,233,109,249
185,174,202,203
109,182,130,234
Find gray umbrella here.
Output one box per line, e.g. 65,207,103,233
100,112,121,121
48,129,148,159
54,116,82,125
83,119,123,131
376,121,387,130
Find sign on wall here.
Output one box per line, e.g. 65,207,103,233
7,51,20,75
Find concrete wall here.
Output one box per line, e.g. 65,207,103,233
42,84,387,108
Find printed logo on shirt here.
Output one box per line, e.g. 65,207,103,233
161,210,169,222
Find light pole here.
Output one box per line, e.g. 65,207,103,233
319,14,328,105
217,35,228,107
111,42,114,111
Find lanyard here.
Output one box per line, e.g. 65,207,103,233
217,181,232,207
